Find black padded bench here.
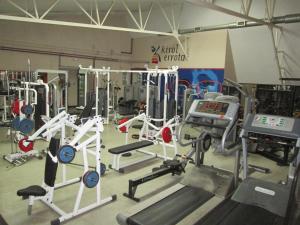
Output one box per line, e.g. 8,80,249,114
132,124,143,129
0,214,9,225
0,90,13,96
108,140,154,154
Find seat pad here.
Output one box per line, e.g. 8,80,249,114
17,185,46,197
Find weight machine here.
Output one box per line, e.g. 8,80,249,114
34,69,69,117
78,66,111,124
4,110,70,166
0,71,13,125
107,66,179,173
17,113,116,225
111,113,179,173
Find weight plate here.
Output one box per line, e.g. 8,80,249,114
19,118,34,134
57,145,76,164
162,127,172,143
11,116,21,130
21,104,34,115
18,137,34,152
11,99,20,115
100,163,106,176
118,118,128,133
83,170,99,188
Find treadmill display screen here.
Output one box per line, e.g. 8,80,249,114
196,101,229,115
251,114,295,132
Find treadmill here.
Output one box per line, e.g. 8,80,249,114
117,96,242,225
193,113,300,225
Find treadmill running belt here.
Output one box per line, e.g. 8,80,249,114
127,186,213,225
194,199,285,225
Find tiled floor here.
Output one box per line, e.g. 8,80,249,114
0,125,289,225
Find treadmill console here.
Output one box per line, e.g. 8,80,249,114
188,100,239,121
243,113,300,140
196,101,229,115
251,114,295,132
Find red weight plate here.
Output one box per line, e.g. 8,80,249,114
118,118,129,133
162,127,172,143
18,137,34,152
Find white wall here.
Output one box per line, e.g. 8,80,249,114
0,15,134,106
128,0,300,84
132,30,227,69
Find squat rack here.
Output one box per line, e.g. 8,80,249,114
79,65,179,125
34,69,69,114
79,66,111,124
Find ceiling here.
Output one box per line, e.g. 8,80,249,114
0,0,183,15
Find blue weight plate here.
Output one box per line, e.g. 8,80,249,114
57,145,76,164
11,116,21,129
100,163,106,176
22,105,34,115
19,118,34,134
83,170,99,188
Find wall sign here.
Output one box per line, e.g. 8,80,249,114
151,44,186,64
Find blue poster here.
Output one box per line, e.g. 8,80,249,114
178,68,224,99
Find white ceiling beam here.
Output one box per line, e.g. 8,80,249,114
0,14,175,37
185,0,280,28
32,0,39,18
94,0,100,25
268,26,283,80
265,0,277,21
241,0,252,16
40,0,61,20
157,0,175,32
101,0,115,26
138,0,143,29
171,3,176,32
73,0,98,25
120,0,141,29
6,0,35,19
176,2,184,30
245,0,253,15
143,2,153,29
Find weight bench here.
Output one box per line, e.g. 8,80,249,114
0,214,9,225
75,99,95,125
132,124,143,130
17,138,61,216
108,140,156,173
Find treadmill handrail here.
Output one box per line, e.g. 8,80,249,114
177,121,208,147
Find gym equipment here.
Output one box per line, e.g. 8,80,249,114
11,116,21,129
123,132,211,202
161,127,172,143
116,95,242,225
254,84,300,165
107,66,179,173
0,214,9,225
18,137,34,152
21,104,34,115
119,117,129,133
109,112,179,173
256,84,294,117
78,66,111,124
190,113,300,225
34,69,69,117
57,145,76,164
11,98,20,115
3,111,71,166
83,170,100,188
100,162,106,176
19,118,34,134
17,116,116,225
